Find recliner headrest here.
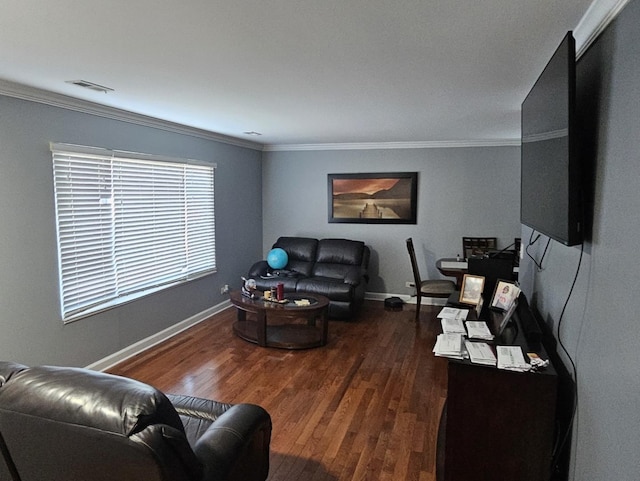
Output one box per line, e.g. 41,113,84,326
316,239,364,265
0,361,28,387
274,237,319,262
0,365,184,437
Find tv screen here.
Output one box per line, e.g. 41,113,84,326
521,32,581,246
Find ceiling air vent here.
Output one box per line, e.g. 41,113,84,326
65,80,114,93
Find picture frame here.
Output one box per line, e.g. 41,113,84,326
459,274,485,306
327,172,418,224
497,296,519,336
490,279,521,312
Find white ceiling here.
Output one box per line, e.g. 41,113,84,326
0,1,608,149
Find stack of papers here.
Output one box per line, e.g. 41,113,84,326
465,341,497,366
437,307,469,321
496,346,530,371
433,333,466,360
438,307,468,334
465,321,494,340
441,317,466,334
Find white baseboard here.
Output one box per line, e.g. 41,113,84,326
86,300,232,372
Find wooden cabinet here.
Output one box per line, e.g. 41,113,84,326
437,299,558,481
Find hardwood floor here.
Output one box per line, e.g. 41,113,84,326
108,300,448,481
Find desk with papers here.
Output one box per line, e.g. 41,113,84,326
434,293,558,481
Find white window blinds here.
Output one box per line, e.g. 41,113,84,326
51,143,216,322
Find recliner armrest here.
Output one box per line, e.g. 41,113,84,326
247,260,270,278
192,403,272,481
343,265,365,285
168,393,233,422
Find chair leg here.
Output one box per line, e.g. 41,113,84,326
415,292,421,321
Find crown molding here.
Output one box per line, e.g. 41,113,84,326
574,0,631,58
1,80,518,152
0,79,263,151
263,138,521,152
1,0,627,154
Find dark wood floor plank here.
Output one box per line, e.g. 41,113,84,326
108,300,447,481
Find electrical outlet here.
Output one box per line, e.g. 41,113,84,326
220,284,229,294
405,281,415,288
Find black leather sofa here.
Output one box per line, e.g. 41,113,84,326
247,236,370,319
0,361,271,481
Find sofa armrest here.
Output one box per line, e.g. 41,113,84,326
343,265,369,285
247,260,270,278
193,403,272,481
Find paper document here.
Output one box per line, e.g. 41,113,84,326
465,341,497,366
437,307,469,320
465,321,494,340
441,317,466,334
497,346,530,371
433,333,465,359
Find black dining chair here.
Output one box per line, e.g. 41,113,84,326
406,238,456,321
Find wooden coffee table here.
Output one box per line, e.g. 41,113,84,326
229,290,330,349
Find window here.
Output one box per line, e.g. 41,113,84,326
51,143,216,322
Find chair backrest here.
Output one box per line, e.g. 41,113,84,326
462,237,497,259
0,364,200,481
406,238,422,286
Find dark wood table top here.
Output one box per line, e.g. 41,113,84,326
229,290,330,313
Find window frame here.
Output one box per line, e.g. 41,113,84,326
51,142,217,323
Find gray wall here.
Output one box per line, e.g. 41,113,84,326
262,146,521,295
0,95,263,367
519,1,640,479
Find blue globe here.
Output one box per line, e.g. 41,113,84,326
266,248,288,269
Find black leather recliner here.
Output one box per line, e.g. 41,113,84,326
0,362,271,481
247,237,370,319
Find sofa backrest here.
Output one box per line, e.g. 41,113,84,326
0,364,200,481
273,236,318,276
312,239,369,284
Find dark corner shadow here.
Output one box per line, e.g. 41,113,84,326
269,452,339,480
529,297,576,481
576,26,614,249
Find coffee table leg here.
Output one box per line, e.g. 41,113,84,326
256,310,267,347
321,308,328,346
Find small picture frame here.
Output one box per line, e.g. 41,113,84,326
490,280,521,311
497,297,519,336
459,274,485,306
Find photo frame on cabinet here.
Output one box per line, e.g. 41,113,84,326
459,274,485,306
490,279,521,311
327,172,418,224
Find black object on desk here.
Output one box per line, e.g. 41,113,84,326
467,254,515,310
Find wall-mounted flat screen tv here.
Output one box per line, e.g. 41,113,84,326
521,32,582,246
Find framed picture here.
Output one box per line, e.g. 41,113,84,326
327,172,418,224
497,296,519,336
490,280,521,311
459,274,485,306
